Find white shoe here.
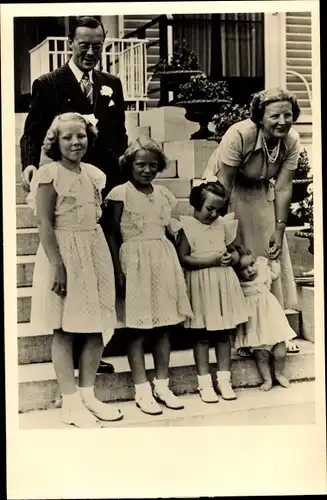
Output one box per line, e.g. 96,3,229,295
61,404,103,428
153,378,184,410
135,381,163,415
216,371,237,400
84,399,123,422
197,374,219,403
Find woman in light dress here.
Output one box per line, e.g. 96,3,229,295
203,88,302,356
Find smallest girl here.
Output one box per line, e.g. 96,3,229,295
234,248,294,391
177,182,249,402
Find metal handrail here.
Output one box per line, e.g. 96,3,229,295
286,68,312,109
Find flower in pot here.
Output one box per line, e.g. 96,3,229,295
174,74,231,139
152,39,201,73
211,102,251,142
291,148,312,203
151,39,203,104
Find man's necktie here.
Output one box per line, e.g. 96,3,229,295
80,72,93,106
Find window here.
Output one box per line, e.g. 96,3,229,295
173,13,264,105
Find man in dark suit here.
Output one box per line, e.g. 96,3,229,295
20,16,128,373
20,15,128,198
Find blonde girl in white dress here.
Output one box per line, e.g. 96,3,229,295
234,247,293,391
177,182,249,403
105,137,193,416
27,112,122,428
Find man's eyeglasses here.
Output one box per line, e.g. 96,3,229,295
75,42,103,52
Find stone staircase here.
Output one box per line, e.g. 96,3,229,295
15,109,314,415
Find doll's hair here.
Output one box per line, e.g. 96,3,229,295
189,181,227,211
42,112,98,161
119,136,168,182
250,87,301,125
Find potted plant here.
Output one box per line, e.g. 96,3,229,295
174,74,231,139
152,39,203,103
291,149,312,203
210,102,251,142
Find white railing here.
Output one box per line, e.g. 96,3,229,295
29,36,149,110
286,68,312,111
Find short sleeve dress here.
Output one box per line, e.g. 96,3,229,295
106,181,193,329
27,161,116,345
235,257,295,351
180,213,249,331
203,118,300,310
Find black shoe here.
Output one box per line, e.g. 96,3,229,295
97,361,115,374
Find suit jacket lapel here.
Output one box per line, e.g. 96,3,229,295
56,63,93,113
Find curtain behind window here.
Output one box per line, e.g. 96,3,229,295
172,14,213,75
172,13,263,78
220,13,264,77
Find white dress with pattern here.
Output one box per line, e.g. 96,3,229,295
27,161,116,345
106,181,193,329
180,213,249,331
235,257,295,350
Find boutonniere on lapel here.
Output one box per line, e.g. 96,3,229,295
100,85,115,106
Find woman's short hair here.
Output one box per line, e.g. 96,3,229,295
189,181,227,211
42,112,98,161
250,88,301,124
119,136,168,181
68,16,106,40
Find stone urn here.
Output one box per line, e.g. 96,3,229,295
175,99,230,140
292,177,313,203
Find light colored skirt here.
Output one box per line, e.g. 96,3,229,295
229,180,298,310
235,288,295,350
116,237,193,329
184,266,249,331
30,226,116,345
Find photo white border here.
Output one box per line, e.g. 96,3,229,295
2,1,326,498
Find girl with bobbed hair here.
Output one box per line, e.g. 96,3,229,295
203,88,303,356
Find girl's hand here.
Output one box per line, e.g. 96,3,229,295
51,263,67,298
220,251,232,267
213,251,231,267
116,272,126,299
267,230,284,260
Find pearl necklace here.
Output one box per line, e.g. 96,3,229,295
262,135,281,164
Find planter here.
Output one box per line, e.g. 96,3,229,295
294,228,314,255
156,70,204,105
292,177,313,203
175,99,230,140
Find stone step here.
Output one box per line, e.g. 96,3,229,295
17,228,39,256
17,309,301,365
16,204,37,229
153,178,192,198
18,339,314,413
16,183,27,204
19,381,316,428
17,255,35,288
125,125,151,142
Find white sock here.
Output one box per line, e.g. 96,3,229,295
78,386,96,404
198,373,211,384
134,381,152,398
61,391,82,407
217,371,231,380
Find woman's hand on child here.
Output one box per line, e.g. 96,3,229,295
51,262,67,298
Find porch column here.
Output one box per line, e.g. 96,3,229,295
264,12,286,89
101,16,119,38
